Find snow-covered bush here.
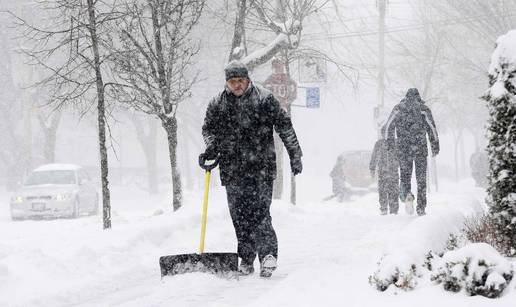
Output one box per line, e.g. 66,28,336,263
369,254,420,291
424,234,466,271
463,213,502,251
370,233,464,291
369,197,483,293
431,243,513,298
444,233,462,251
484,29,516,256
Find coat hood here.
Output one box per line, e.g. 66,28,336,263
405,88,421,103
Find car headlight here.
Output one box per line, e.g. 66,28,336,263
11,196,23,203
55,193,73,201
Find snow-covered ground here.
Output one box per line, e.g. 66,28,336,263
1,178,515,307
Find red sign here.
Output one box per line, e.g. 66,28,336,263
263,59,297,108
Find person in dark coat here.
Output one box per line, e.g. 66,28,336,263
200,61,303,278
384,88,439,216
330,156,348,202
370,126,399,215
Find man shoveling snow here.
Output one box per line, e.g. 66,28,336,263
200,61,303,277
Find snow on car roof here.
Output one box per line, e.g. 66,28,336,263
33,164,82,172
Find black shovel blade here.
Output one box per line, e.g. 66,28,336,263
159,252,238,277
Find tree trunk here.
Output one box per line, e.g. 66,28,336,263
453,132,459,182
146,120,159,194
0,31,28,189
229,0,247,61
459,130,466,178
44,132,57,163
38,111,62,164
23,97,33,173
132,116,159,194
162,116,182,211
87,0,111,229
151,3,182,210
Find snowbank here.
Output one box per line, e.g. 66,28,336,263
369,193,484,291
2,180,515,306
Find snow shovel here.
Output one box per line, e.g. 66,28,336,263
159,156,238,277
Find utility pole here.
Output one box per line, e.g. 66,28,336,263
421,0,439,192
374,0,387,136
272,0,286,201
378,0,386,109
283,50,296,205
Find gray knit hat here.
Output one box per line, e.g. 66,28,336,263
224,61,249,81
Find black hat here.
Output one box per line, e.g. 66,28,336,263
225,61,249,81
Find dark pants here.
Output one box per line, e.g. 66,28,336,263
378,174,399,213
399,151,427,210
226,180,277,265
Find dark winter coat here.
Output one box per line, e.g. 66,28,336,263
202,83,302,185
330,161,347,195
384,88,439,156
369,138,398,181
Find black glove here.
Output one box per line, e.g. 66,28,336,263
431,147,439,157
199,146,219,171
203,145,218,160
290,156,303,175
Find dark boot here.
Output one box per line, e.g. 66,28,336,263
416,207,426,216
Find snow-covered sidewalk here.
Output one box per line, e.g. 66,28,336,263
1,180,515,306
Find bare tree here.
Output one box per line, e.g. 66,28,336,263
0,33,25,189
107,0,206,211
12,0,125,229
384,0,480,181
36,107,63,164
229,0,327,69
438,0,516,46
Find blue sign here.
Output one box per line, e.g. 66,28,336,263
306,87,320,108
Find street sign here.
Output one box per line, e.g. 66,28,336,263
299,56,327,83
263,59,297,109
306,87,320,108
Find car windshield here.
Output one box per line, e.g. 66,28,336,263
24,170,77,185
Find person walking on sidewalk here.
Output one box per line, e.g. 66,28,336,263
384,88,439,216
330,156,349,202
200,61,303,277
370,125,399,215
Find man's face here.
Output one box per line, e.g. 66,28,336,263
226,77,250,97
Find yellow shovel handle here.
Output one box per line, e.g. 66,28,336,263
199,170,211,253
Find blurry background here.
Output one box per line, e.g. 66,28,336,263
0,0,511,204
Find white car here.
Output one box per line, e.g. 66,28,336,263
10,164,99,220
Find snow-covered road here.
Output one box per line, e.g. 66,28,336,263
1,180,515,306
